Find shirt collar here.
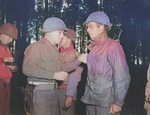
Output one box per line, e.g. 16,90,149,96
59,45,74,52
41,37,59,50
87,38,109,51
0,41,8,50
41,37,51,43
91,38,108,45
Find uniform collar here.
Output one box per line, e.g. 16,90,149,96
59,45,74,52
41,37,52,44
88,38,109,50
41,37,58,50
0,41,8,50
91,38,108,45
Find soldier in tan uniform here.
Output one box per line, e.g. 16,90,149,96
22,17,85,115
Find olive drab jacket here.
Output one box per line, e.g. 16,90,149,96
22,37,81,82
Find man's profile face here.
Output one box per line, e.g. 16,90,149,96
0,34,13,45
59,36,68,47
50,30,65,44
85,22,103,41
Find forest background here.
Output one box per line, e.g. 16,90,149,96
0,0,150,115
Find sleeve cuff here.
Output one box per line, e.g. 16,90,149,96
113,99,124,107
0,58,4,63
66,95,73,98
48,71,55,79
75,58,81,66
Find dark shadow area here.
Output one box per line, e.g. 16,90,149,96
10,70,27,115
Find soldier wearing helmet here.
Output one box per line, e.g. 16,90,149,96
79,11,131,115
0,23,18,115
22,18,84,115
144,63,150,114
58,28,83,115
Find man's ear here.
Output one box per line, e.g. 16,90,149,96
101,25,107,31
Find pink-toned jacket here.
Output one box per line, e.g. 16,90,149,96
81,38,131,107
0,43,17,83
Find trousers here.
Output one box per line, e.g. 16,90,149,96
58,88,75,115
0,80,10,115
86,105,120,115
32,89,59,115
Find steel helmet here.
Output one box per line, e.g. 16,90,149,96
83,11,112,30
0,23,18,39
42,17,68,33
64,28,76,42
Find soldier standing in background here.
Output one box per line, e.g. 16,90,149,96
0,23,18,115
58,28,83,115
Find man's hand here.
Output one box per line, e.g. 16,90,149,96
109,104,121,114
4,57,13,62
54,71,68,81
78,54,88,64
145,86,150,99
6,65,17,71
65,97,73,107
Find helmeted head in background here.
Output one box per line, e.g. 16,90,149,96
0,23,18,40
83,11,112,31
42,17,68,33
64,28,76,42
59,28,76,48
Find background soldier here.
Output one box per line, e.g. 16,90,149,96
58,28,83,115
0,23,18,115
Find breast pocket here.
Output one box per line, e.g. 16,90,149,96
88,54,106,75
41,57,55,71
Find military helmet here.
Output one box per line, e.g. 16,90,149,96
0,23,18,39
83,11,112,30
64,28,76,42
42,17,68,33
